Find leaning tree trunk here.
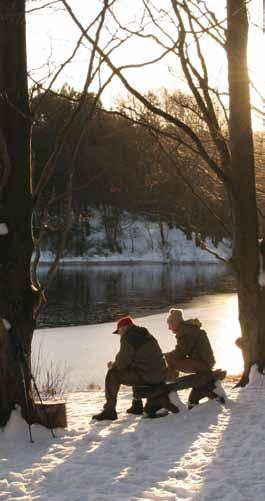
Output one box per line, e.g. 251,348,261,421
0,1,37,425
227,0,265,377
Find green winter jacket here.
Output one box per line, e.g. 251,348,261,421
165,319,215,370
114,325,167,383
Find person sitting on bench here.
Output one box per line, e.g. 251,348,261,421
92,316,167,421
164,308,217,408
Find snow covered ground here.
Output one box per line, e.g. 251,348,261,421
2,369,265,501
8,294,265,501
3,292,261,501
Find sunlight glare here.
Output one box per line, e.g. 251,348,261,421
184,294,242,375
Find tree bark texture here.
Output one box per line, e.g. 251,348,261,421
0,1,36,425
226,0,264,373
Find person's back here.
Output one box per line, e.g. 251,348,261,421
92,316,167,421
117,325,167,383
174,318,215,370
165,308,219,408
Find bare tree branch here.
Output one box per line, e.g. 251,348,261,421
61,0,232,189
154,133,231,237
33,0,113,202
171,2,231,173
195,235,230,263
26,1,62,14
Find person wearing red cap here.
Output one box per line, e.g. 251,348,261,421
92,316,167,421
112,316,134,333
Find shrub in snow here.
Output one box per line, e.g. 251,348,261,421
86,382,102,391
32,345,69,400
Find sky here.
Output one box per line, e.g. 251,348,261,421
26,0,264,128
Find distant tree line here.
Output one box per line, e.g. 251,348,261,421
32,85,234,251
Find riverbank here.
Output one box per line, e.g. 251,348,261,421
40,212,231,265
40,258,231,266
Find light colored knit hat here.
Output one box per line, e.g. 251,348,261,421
167,308,184,324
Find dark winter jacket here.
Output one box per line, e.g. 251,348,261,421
165,319,215,370
114,325,167,383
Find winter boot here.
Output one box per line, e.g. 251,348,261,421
92,407,118,421
126,399,144,415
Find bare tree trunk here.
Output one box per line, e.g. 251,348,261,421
227,0,263,375
0,1,36,425
159,220,166,246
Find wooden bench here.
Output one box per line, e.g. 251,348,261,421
134,369,226,418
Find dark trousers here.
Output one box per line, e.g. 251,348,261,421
165,354,217,405
188,382,217,405
105,368,146,409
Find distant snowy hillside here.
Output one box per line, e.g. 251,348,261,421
40,209,231,264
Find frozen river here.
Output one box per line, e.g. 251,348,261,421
37,263,236,328
33,291,242,390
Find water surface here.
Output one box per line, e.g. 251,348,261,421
37,263,236,328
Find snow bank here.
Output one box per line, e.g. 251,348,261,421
39,210,231,264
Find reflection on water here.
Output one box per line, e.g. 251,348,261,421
37,263,236,328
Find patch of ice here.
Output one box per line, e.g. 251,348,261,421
2,318,11,330
0,222,8,235
248,364,265,387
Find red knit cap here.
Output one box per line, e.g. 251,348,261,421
113,316,134,334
